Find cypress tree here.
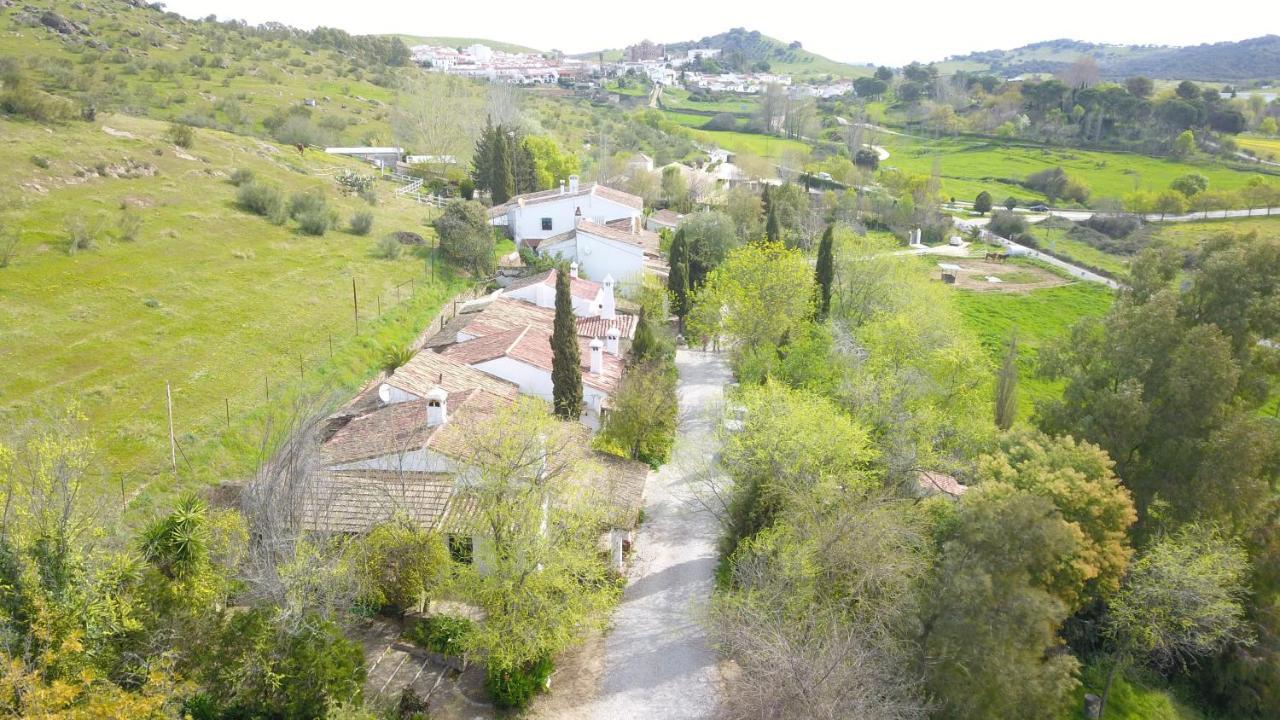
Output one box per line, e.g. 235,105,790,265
550,267,583,420
994,333,1019,430
491,131,514,205
814,224,834,319
761,184,772,216
630,306,659,362
666,229,687,294
471,117,495,195
765,208,780,244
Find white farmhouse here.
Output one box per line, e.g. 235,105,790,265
502,266,611,317
438,323,624,429
311,379,647,571
488,176,644,247
539,218,667,288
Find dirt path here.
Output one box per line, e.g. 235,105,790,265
583,349,728,719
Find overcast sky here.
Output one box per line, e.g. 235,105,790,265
160,0,1273,66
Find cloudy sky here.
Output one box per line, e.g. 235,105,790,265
160,0,1271,66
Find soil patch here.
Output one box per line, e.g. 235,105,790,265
940,259,1068,293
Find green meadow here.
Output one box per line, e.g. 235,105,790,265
950,281,1116,418
0,114,468,523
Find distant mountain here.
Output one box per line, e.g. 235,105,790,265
578,28,872,79
940,36,1280,82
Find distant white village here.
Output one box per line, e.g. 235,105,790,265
408,41,853,98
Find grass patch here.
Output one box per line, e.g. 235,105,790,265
951,281,1115,418
1066,662,1205,720
682,127,812,161
1027,225,1132,277
1148,214,1280,251
0,114,468,528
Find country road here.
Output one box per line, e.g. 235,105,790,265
584,349,727,720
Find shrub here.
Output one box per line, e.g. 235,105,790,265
0,230,18,269
404,615,474,657
374,234,402,259
703,112,737,131
349,210,374,236
1080,214,1140,240
288,188,328,220
336,170,374,193
484,655,554,709
30,155,49,169
432,200,496,278
63,215,100,254
296,209,332,236
988,210,1028,240
358,187,378,206
117,209,142,241
237,181,285,220
167,122,195,148
458,177,474,201
382,344,414,372
229,167,255,186
396,688,430,720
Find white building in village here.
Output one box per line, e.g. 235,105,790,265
488,176,644,248
539,219,666,288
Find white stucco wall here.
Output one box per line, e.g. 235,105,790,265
504,280,602,317
504,194,641,244
471,357,606,428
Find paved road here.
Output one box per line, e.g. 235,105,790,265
587,349,726,720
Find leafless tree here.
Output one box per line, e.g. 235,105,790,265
239,394,361,633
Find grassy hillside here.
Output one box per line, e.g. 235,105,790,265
938,35,1280,81
2,0,415,147
394,35,542,55
0,113,467,523
875,134,1275,203
587,28,871,79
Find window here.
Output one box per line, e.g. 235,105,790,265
541,217,553,231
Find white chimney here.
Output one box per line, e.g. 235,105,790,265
601,274,616,320
559,180,565,195
589,338,604,375
569,261,579,279
569,175,580,192
631,216,639,234
425,387,448,427
606,326,620,355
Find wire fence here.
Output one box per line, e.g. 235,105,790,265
114,268,488,517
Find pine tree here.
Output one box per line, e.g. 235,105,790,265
491,131,515,205
551,268,583,420
814,224,834,319
765,208,780,243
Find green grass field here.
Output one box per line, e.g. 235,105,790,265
0,114,467,523
682,127,812,161
1028,225,1132,276
951,281,1115,418
1148,214,1280,250
876,134,1276,204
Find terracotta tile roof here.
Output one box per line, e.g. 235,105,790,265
916,470,968,498
320,387,512,466
458,297,634,342
577,219,660,254
503,268,602,303
303,469,476,534
487,183,643,219
649,209,683,227
385,350,519,400
577,313,636,340
440,324,626,394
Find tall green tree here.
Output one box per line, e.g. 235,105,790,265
994,332,1019,430
814,224,834,319
974,190,993,215
1099,526,1252,718
491,130,514,205
550,267,582,420
765,208,780,243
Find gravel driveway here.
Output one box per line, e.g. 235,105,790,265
585,349,728,720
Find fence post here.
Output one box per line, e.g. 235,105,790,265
352,277,359,335
225,398,230,430
298,352,304,381
264,375,269,402
165,382,177,475
328,332,333,359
